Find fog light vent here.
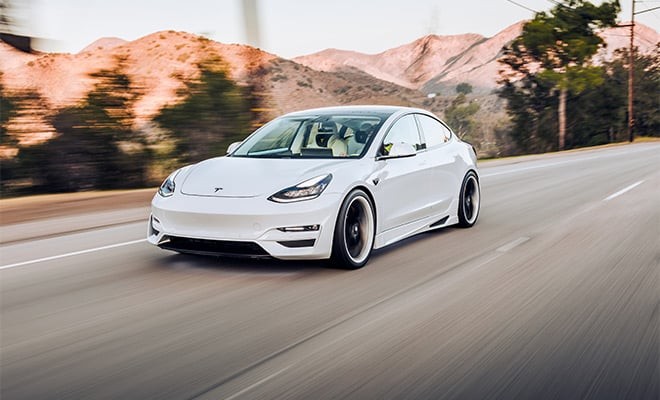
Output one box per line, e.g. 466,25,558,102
277,239,316,248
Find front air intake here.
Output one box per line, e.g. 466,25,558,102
159,236,270,258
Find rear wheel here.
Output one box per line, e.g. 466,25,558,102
458,171,480,228
331,190,375,269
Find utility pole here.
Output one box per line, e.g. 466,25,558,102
627,0,635,142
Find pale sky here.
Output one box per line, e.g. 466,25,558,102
6,0,659,57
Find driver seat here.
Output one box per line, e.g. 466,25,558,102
315,121,347,157
327,123,348,157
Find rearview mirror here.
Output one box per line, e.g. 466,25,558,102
227,141,242,154
377,142,416,160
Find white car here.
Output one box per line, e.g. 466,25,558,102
148,106,480,269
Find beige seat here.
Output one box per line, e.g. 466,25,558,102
328,133,348,157
310,121,347,157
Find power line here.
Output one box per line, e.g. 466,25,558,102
505,0,538,13
547,0,572,9
635,5,660,14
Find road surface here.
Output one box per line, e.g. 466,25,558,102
1,143,659,399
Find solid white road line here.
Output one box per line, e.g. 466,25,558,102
603,180,644,202
481,159,577,178
0,238,147,270
480,145,657,178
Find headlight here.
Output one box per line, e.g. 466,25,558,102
268,174,332,203
158,170,180,197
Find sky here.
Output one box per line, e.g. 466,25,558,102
6,0,659,57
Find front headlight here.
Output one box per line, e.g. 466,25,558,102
158,170,180,197
268,174,332,203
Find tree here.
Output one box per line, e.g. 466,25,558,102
456,82,473,95
19,56,148,192
445,93,480,142
155,57,260,165
500,0,620,150
607,45,660,138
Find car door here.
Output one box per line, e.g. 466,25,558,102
374,114,435,232
415,114,461,216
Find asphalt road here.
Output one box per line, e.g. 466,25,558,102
1,143,659,400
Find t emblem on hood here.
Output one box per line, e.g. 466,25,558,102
214,187,223,193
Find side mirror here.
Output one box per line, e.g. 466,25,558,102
378,142,416,160
227,141,242,154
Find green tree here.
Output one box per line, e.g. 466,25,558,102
455,82,473,95
498,74,557,153
445,93,480,142
155,57,259,164
608,45,660,138
500,0,620,150
19,57,148,192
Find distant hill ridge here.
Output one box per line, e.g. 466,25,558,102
295,21,659,94
0,21,657,147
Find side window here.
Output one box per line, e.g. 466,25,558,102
381,115,423,155
416,114,451,148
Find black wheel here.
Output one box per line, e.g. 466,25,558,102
331,189,376,269
458,171,480,228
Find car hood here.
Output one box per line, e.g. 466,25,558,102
180,156,353,198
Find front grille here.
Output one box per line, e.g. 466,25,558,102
159,236,270,258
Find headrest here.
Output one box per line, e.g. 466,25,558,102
315,134,332,147
317,121,337,134
337,125,348,140
355,122,373,144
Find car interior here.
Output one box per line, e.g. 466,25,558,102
298,118,378,157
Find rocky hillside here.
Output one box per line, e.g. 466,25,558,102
1,21,657,151
295,21,659,94
1,30,435,146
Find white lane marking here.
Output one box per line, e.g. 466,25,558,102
0,239,147,270
603,180,644,202
482,160,576,177
223,365,293,400
496,236,530,253
480,146,657,178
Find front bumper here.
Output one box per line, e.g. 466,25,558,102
147,192,342,260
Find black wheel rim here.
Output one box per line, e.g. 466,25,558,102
463,176,479,223
343,196,374,263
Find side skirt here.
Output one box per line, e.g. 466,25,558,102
373,212,458,250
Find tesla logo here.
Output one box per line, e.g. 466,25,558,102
214,187,223,192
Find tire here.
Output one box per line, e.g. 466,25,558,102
457,171,480,228
330,189,376,269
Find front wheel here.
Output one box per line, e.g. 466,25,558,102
458,171,480,228
331,189,375,269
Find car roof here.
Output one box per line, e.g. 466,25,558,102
285,105,429,118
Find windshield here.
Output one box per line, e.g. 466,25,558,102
232,114,384,159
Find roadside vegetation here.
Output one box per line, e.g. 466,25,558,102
0,0,658,196
498,0,658,154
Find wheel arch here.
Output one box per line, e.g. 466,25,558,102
457,169,480,198
467,168,480,181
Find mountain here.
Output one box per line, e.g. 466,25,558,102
1,31,278,121
79,37,128,53
295,21,659,94
293,33,486,89
0,31,428,146
1,21,657,150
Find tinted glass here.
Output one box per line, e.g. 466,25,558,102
381,115,422,155
416,114,451,148
232,114,383,158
